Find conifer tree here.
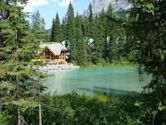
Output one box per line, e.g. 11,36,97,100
106,4,114,36
51,19,56,41
106,4,115,62
107,9,127,63
87,3,94,38
75,15,87,66
106,4,125,63
84,3,95,63
32,10,47,42
93,13,105,64
66,3,76,63
0,1,43,124
51,13,63,42
61,18,66,41
99,10,107,61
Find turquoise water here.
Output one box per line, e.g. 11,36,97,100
46,66,151,95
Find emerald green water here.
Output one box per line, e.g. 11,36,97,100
46,66,151,95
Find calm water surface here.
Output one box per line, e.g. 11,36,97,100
46,66,151,95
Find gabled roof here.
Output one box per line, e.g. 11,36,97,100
39,42,67,56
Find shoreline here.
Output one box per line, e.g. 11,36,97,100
39,61,138,72
39,63,138,72
82,62,138,68
39,63,80,72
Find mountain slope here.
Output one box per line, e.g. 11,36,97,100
85,0,131,15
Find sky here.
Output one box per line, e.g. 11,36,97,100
24,0,91,29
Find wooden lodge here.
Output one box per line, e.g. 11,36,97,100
39,42,68,64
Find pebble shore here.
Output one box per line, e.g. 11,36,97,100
39,63,80,72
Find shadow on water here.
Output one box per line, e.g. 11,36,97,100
79,86,141,96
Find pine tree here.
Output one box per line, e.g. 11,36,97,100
107,8,127,63
83,3,95,63
75,15,87,66
106,4,114,36
87,3,94,38
51,13,63,42
31,10,47,42
99,10,107,61
0,1,43,124
61,18,66,41
93,12,105,64
41,18,50,42
66,3,76,63
106,4,115,62
106,4,126,63
51,19,56,41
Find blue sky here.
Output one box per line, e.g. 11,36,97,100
24,0,91,29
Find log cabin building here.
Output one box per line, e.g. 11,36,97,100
39,42,68,64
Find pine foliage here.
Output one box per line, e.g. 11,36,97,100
51,13,63,42
0,1,45,124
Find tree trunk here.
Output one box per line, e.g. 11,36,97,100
0,37,3,48
39,102,42,125
38,64,42,125
0,99,2,112
17,106,21,125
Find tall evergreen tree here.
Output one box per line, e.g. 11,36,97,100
31,10,47,42
87,3,94,38
99,10,107,61
51,19,55,41
84,3,95,63
51,13,63,42
75,15,87,66
61,18,66,41
105,4,113,62
66,3,76,63
93,13,105,64
106,4,126,63
0,1,43,124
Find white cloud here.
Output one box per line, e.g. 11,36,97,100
24,0,49,12
54,0,73,7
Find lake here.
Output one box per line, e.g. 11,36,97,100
46,66,151,95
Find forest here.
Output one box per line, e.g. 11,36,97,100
0,0,166,125
50,3,128,66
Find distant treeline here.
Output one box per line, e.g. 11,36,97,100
49,3,130,66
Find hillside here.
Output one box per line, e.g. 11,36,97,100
84,0,131,16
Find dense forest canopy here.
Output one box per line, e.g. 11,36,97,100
0,0,46,125
0,0,166,124
50,3,128,65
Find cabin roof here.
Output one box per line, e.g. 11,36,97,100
39,42,67,56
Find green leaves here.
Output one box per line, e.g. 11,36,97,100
158,102,166,111
21,94,140,125
0,82,16,90
75,15,88,66
0,113,10,125
51,13,63,42
134,100,143,108
66,3,77,62
12,99,38,111
31,11,48,42
142,3,155,14
0,66,6,79
125,1,166,124
0,1,45,124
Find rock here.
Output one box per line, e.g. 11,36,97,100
84,0,131,16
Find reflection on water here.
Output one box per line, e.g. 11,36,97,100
46,67,151,95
